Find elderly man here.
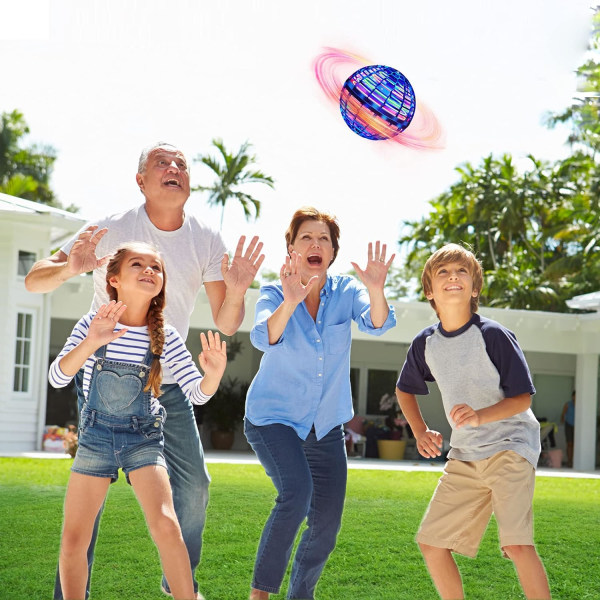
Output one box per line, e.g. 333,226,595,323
26,142,265,600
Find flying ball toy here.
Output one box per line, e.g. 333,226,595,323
339,65,416,140
314,47,444,150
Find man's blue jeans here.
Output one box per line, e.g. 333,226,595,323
244,419,347,600
54,376,210,598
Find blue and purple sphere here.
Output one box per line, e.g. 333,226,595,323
339,64,416,140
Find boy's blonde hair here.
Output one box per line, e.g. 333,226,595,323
421,243,483,315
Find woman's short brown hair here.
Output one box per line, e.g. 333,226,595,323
421,243,483,314
284,207,340,265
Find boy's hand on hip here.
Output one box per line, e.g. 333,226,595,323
450,403,481,428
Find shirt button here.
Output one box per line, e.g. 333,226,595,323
318,373,322,377
154,422,160,428
319,357,323,361
316,339,321,343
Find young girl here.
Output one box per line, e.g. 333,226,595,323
49,242,227,600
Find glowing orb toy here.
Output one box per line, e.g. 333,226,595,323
314,47,444,150
340,64,416,140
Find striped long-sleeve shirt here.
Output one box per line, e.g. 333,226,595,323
49,312,212,412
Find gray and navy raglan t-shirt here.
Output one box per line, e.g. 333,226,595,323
397,313,541,467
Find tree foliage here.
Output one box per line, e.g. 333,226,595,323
0,109,74,210
399,152,600,311
398,10,600,312
192,138,274,228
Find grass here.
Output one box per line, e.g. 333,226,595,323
0,458,599,600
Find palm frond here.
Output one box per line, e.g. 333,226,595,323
192,138,273,224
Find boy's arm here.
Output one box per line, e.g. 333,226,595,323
396,389,443,458
450,392,531,429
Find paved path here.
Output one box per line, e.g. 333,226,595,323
5,450,600,479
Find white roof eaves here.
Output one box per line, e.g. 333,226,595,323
0,192,86,223
566,291,600,311
0,192,87,247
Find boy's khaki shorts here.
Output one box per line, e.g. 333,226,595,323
416,450,535,558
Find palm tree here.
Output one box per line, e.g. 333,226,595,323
192,138,274,228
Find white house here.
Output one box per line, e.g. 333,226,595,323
2,195,599,471
0,193,86,453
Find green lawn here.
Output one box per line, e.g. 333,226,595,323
0,458,598,599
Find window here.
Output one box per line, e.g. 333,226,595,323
18,250,36,276
366,368,399,414
14,312,34,393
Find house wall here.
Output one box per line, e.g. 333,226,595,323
0,217,53,452
3,198,597,466
0,194,86,453
21,272,600,465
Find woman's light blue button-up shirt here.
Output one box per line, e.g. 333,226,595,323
245,275,396,440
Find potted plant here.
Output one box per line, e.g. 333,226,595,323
203,377,249,450
364,393,410,460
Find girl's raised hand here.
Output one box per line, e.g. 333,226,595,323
87,301,128,348
198,331,227,379
351,241,395,291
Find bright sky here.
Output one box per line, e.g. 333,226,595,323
1,0,593,277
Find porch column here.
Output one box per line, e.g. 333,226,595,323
36,291,53,450
574,353,598,471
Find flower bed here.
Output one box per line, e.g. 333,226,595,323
42,425,78,457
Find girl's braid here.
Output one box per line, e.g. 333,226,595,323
145,292,166,397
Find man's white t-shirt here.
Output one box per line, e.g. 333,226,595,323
61,204,227,382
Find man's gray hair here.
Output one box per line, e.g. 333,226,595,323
137,141,181,174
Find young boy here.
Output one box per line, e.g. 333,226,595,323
396,244,551,600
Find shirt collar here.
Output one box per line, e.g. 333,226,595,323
321,274,333,297
437,313,479,338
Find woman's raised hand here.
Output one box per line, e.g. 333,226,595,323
351,242,394,291
280,251,318,304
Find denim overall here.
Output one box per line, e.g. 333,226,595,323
71,344,167,483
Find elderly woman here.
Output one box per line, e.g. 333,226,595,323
244,207,397,600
